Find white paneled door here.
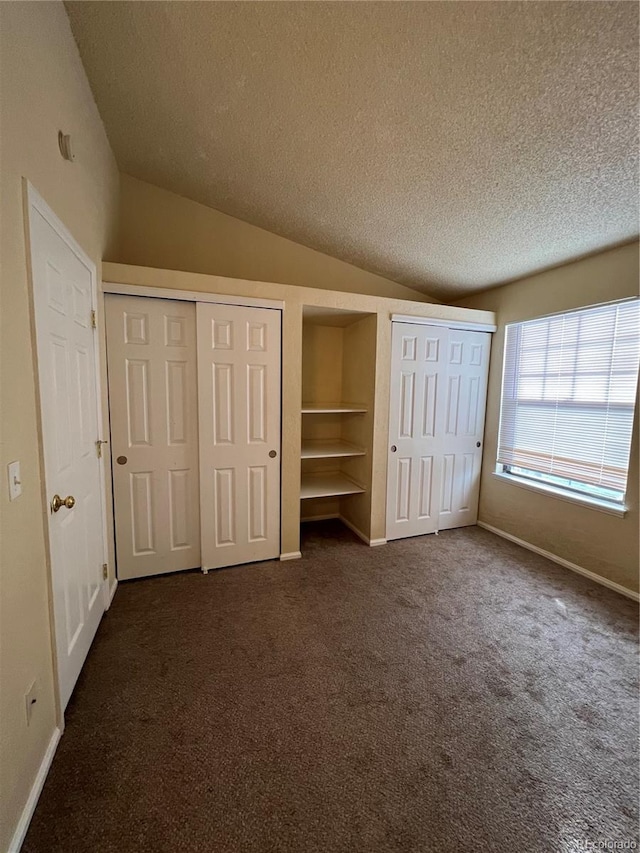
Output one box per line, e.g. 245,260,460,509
386,322,490,540
386,325,448,539
197,303,281,570
106,295,201,579
438,328,491,530
28,187,107,710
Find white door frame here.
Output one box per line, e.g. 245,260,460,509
102,280,284,311
391,314,497,333
26,182,112,710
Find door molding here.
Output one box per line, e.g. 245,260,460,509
103,281,284,311
391,313,496,333
25,181,111,705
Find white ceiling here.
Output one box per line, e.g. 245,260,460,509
66,1,639,300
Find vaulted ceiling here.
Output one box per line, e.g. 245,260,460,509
66,1,638,300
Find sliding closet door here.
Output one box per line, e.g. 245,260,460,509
438,328,491,530
105,295,201,579
197,303,281,570
386,322,490,540
386,323,448,540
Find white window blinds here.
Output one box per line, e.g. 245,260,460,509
498,300,640,497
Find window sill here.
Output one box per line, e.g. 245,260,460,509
492,471,628,518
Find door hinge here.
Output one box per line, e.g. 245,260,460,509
96,439,107,458
102,563,108,581
90,309,97,329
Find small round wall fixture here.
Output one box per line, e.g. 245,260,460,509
58,131,74,161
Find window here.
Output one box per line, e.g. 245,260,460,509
497,299,640,512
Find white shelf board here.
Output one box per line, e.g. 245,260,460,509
300,472,366,500
301,439,366,459
301,402,367,413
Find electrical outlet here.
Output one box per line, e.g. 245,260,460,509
25,680,38,726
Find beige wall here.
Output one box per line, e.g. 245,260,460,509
455,242,640,594
0,2,120,848
118,174,438,303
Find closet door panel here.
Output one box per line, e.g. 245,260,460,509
386,324,447,539
386,323,490,540
106,295,200,579
437,329,491,530
198,303,281,570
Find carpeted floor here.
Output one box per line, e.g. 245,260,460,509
24,522,639,853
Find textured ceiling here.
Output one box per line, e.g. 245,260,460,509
65,1,639,300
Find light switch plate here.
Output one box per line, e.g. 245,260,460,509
7,461,21,500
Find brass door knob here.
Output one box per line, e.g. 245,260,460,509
51,494,76,513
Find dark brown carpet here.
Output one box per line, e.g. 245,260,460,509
24,522,639,853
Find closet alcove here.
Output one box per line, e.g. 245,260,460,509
300,306,376,542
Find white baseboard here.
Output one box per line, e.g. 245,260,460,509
340,516,387,547
477,521,639,602
279,551,302,561
9,726,62,852
338,515,387,548
108,578,118,607
339,515,370,544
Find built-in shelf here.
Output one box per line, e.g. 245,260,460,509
300,472,366,500
301,439,366,460
301,402,367,414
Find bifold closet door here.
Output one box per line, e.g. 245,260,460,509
386,322,490,540
197,303,281,570
105,295,201,579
